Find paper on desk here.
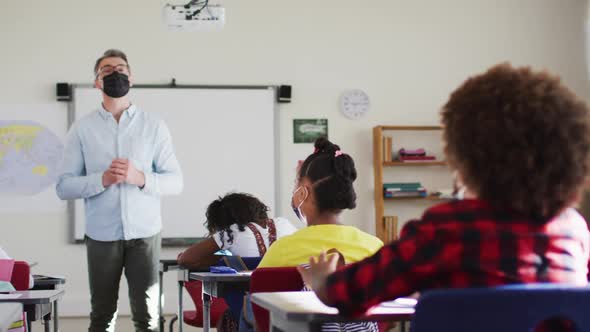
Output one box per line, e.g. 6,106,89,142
380,297,417,308
237,271,253,276
34,274,65,280
273,292,339,314
0,293,22,299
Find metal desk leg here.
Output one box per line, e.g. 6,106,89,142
202,284,211,332
54,300,59,332
178,280,184,332
168,315,178,332
43,314,50,332
159,269,165,332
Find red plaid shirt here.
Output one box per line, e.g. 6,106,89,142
325,199,590,317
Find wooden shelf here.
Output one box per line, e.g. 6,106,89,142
373,124,450,242
384,161,447,167
378,125,442,131
384,195,447,201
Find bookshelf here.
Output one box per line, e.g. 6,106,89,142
373,125,449,241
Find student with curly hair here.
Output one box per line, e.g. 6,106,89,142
299,64,590,318
178,193,296,268
179,193,296,332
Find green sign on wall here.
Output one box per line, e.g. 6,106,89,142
293,119,328,143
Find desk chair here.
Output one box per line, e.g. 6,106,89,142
250,267,304,332
183,280,229,327
10,261,31,290
411,284,590,332
7,261,30,332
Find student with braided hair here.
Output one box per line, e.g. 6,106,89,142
258,137,383,268
252,138,383,331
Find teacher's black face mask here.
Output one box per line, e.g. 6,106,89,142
102,72,130,98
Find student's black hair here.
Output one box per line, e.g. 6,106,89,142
204,192,270,246
298,137,357,213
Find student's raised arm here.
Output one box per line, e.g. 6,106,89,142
309,219,437,317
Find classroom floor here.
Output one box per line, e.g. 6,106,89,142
30,315,205,331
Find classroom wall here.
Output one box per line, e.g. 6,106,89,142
0,0,588,316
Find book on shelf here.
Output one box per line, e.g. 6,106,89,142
384,187,426,192
398,155,436,162
384,182,426,194
383,215,398,242
384,190,427,198
383,137,392,162
398,148,426,156
383,182,422,189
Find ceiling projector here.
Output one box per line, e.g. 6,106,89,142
162,2,225,31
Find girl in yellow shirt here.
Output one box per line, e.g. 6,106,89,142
254,138,382,332
259,138,382,267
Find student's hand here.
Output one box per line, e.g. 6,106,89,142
326,248,345,268
110,159,145,187
297,251,339,305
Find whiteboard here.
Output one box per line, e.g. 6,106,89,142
70,85,278,244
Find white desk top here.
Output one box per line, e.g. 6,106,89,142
0,303,22,332
189,271,252,282
0,289,65,305
251,291,415,323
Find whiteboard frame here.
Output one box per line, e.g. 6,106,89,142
66,83,281,246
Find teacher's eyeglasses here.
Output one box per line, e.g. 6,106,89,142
96,64,129,78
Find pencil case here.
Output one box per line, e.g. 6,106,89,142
210,266,238,274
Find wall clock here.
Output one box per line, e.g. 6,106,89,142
340,89,370,120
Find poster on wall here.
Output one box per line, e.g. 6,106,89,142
293,119,328,143
0,103,67,212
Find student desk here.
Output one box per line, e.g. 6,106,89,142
0,289,65,332
176,271,251,332
32,275,65,332
251,291,415,332
32,276,65,290
0,303,22,332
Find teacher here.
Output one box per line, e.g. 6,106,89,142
56,49,183,332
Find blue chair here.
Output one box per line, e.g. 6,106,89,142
411,284,590,332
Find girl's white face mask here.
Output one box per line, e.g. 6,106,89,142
291,186,308,225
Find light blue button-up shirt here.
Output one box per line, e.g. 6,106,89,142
56,104,183,241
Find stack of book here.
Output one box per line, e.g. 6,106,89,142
383,182,427,198
396,148,436,162
383,137,393,161
383,215,398,242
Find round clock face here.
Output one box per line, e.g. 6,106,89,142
340,90,370,120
